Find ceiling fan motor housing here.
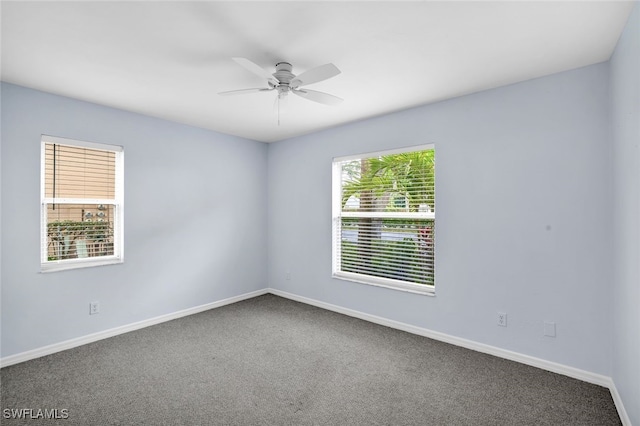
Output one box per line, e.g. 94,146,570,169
273,62,295,91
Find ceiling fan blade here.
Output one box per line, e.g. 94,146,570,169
218,88,273,96
232,57,277,84
290,63,341,88
292,88,343,106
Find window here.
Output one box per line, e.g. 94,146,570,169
41,135,124,272
332,145,435,294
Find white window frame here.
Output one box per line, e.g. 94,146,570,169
40,135,124,272
332,144,435,295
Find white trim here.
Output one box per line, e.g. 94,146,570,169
333,143,435,162
333,271,435,295
0,289,267,368
331,162,341,276
41,134,123,152
341,211,435,219
115,149,124,262
609,380,632,426
274,287,628,423
271,289,631,422
43,198,117,205
40,143,47,264
40,256,123,273
0,286,630,425
268,288,612,387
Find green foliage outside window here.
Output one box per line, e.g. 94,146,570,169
339,149,435,286
47,221,114,261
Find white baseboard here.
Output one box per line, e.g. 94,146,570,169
0,288,268,368
268,288,631,424
608,380,632,426
1,286,630,425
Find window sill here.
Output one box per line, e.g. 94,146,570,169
40,257,123,273
332,271,435,296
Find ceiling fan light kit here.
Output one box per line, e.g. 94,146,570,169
219,58,343,109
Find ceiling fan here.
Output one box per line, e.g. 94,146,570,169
219,58,343,106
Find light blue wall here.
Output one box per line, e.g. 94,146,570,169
0,83,268,358
610,3,640,424
268,63,613,376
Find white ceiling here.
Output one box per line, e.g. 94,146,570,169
1,1,634,143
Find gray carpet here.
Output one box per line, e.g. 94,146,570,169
1,294,621,425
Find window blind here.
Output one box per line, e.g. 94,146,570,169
44,143,116,200
333,146,435,292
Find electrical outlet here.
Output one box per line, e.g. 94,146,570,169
89,301,100,315
286,271,291,281
497,312,507,327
